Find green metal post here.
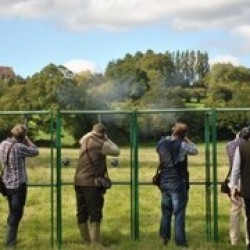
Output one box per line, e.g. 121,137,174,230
130,111,139,240
50,112,55,247
205,112,212,240
130,113,134,240
211,110,218,242
56,111,62,249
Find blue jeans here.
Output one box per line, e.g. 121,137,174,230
160,183,188,246
6,183,27,227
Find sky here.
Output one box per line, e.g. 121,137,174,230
0,0,250,78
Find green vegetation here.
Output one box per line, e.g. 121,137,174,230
0,143,247,249
0,50,250,142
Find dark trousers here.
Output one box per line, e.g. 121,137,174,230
6,183,27,227
75,186,104,223
244,199,250,249
6,183,27,247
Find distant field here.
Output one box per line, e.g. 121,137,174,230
0,143,247,249
185,102,205,108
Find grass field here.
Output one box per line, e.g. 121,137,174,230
0,143,248,249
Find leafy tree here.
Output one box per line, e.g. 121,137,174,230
167,50,209,86
195,51,209,80
204,63,250,134
137,51,174,80
74,70,94,86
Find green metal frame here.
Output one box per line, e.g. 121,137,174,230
130,111,139,240
205,111,212,240
137,108,214,241
211,109,218,242
5,108,250,248
55,108,216,246
56,111,62,249
0,111,55,247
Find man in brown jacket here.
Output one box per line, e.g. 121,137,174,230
74,123,120,247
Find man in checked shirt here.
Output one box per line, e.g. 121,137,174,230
0,124,39,248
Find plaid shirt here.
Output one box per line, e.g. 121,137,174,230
226,138,241,168
0,137,39,189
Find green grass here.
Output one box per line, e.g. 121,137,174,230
185,102,205,108
0,143,247,249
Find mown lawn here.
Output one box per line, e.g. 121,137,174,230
0,143,247,249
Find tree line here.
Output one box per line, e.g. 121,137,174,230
0,49,250,144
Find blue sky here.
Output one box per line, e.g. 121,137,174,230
0,0,250,77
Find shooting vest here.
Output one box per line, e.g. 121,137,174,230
157,138,188,192
75,133,107,186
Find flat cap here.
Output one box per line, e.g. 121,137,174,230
92,123,107,136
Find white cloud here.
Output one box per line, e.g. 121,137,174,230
209,55,240,66
63,59,97,74
1,0,249,32
232,25,250,40
1,0,250,59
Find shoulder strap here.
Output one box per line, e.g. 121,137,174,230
155,162,163,175
6,142,16,166
225,167,232,180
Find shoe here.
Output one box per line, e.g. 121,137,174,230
176,243,188,248
6,225,18,249
78,222,90,244
163,238,169,246
230,240,239,246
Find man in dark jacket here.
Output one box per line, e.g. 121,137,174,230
156,122,198,247
229,126,250,250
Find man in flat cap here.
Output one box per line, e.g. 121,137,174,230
74,123,120,247
156,122,198,248
0,124,39,248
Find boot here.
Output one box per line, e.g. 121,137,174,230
89,222,100,244
89,222,106,249
6,225,18,249
78,223,90,244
